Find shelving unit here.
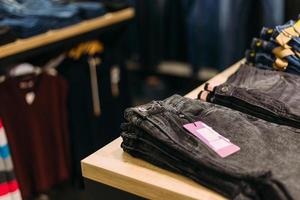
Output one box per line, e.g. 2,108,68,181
0,8,135,65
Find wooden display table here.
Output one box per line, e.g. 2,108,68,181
81,60,243,200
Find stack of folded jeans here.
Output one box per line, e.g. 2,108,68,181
0,0,106,39
199,64,300,129
121,95,300,199
246,19,300,75
121,16,300,199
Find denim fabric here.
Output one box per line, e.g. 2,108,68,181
0,17,48,38
121,128,246,199
273,20,295,38
260,27,274,40
0,25,16,45
219,0,284,69
186,0,220,71
271,20,300,52
208,64,300,128
245,50,300,75
0,0,78,18
250,38,277,52
288,38,300,52
121,94,300,199
0,0,106,38
70,2,106,19
260,0,284,27
0,16,81,38
252,38,300,69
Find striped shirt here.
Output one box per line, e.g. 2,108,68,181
0,120,21,200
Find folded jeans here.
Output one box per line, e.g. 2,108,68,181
121,94,300,199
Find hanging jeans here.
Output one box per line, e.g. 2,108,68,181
219,0,284,68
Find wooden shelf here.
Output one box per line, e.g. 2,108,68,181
81,59,244,200
0,8,135,59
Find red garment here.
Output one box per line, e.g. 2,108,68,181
0,73,70,200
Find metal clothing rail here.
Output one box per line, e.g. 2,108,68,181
0,8,134,64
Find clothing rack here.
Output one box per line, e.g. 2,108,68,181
0,8,134,66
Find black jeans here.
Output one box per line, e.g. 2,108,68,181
206,64,300,128
121,95,300,199
121,126,244,199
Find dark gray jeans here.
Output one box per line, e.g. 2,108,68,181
206,64,300,128
121,95,300,200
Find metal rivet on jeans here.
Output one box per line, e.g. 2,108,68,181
179,114,185,118
138,107,148,112
221,86,229,93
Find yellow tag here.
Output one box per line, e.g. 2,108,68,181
272,47,294,58
68,41,104,59
284,27,299,37
273,58,288,71
293,19,300,34
276,33,292,46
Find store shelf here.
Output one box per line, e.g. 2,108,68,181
81,59,245,200
0,8,134,60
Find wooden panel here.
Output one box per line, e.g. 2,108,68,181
82,138,226,200
0,8,134,59
81,59,245,200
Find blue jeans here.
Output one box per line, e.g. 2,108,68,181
250,38,300,69
246,50,300,75
71,2,106,19
264,20,300,52
0,0,78,18
0,16,81,38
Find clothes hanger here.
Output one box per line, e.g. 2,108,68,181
6,63,42,105
42,53,67,76
68,40,104,59
9,63,41,77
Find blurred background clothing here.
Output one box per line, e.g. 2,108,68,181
128,0,286,71
0,0,299,199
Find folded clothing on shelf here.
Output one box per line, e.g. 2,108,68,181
0,16,81,38
121,94,300,200
0,0,106,19
246,18,300,75
246,49,300,75
71,2,106,19
0,0,107,39
200,64,300,128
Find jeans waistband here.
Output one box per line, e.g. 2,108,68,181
127,95,210,119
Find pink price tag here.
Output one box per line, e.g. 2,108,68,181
183,121,240,158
